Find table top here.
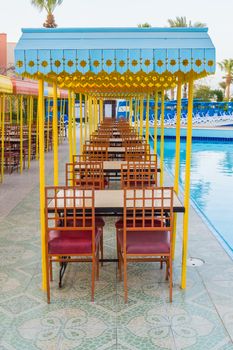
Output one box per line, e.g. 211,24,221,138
48,189,184,213
102,161,160,172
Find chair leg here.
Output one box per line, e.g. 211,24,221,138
91,257,96,302
96,247,100,281
165,259,169,281
46,254,51,304
100,232,104,267
49,259,53,282
160,258,163,270
169,256,173,303
116,229,120,270
123,256,128,303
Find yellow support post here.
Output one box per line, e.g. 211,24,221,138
79,93,83,154
36,99,39,160
1,95,5,183
172,81,182,259
68,90,73,163
72,92,76,156
0,95,2,127
139,96,144,137
38,79,47,290
20,95,23,174
129,97,133,126
27,96,30,125
53,83,59,186
16,96,19,124
84,94,87,142
154,91,158,157
88,97,92,136
94,98,98,130
99,98,103,124
145,93,150,144
28,96,33,169
160,90,165,186
9,96,12,124
181,79,194,289
59,98,62,144
46,98,50,152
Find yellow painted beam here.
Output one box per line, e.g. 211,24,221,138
38,79,47,290
99,99,103,124
1,95,5,183
46,98,50,152
160,90,165,186
172,81,182,259
9,96,12,124
68,90,73,163
79,93,83,154
72,92,76,155
139,96,143,137
16,96,19,124
154,91,158,158
129,97,133,126
36,99,39,160
28,96,33,169
20,95,23,174
84,94,87,142
145,93,150,144
181,79,194,289
53,83,59,186
88,96,92,136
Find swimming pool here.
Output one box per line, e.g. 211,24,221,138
153,138,233,255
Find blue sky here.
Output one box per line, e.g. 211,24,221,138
1,0,233,87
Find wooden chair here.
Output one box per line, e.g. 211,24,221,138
65,161,105,189
120,160,158,189
45,186,101,303
125,144,150,161
65,161,105,265
83,144,109,161
116,187,174,302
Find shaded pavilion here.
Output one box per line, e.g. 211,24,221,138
14,27,215,293
0,75,68,182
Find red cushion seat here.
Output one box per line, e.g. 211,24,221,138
115,218,161,229
48,229,99,255
117,230,170,254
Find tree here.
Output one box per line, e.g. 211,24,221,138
218,59,233,101
167,16,206,28
138,23,152,28
212,89,224,102
194,85,213,101
31,0,63,28
167,16,206,99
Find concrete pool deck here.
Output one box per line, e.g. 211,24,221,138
0,134,233,349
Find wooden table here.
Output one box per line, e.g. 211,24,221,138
48,189,184,215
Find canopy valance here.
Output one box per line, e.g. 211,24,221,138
0,75,13,94
15,27,215,93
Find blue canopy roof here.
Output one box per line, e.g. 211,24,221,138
15,27,216,93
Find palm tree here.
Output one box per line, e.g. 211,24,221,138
218,59,233,101
138,23,152,28
167,16,206,98
31,0,63,28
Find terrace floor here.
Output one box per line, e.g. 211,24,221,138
0,133,233,350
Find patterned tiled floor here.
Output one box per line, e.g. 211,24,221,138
0,136,233,349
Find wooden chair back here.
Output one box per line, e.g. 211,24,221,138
66,161,104,189
123,187,174,232
45,186,95,232
121,160,157,188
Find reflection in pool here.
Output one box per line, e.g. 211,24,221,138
155,139,233,253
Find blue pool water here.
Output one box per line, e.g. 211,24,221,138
154,138,233,253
